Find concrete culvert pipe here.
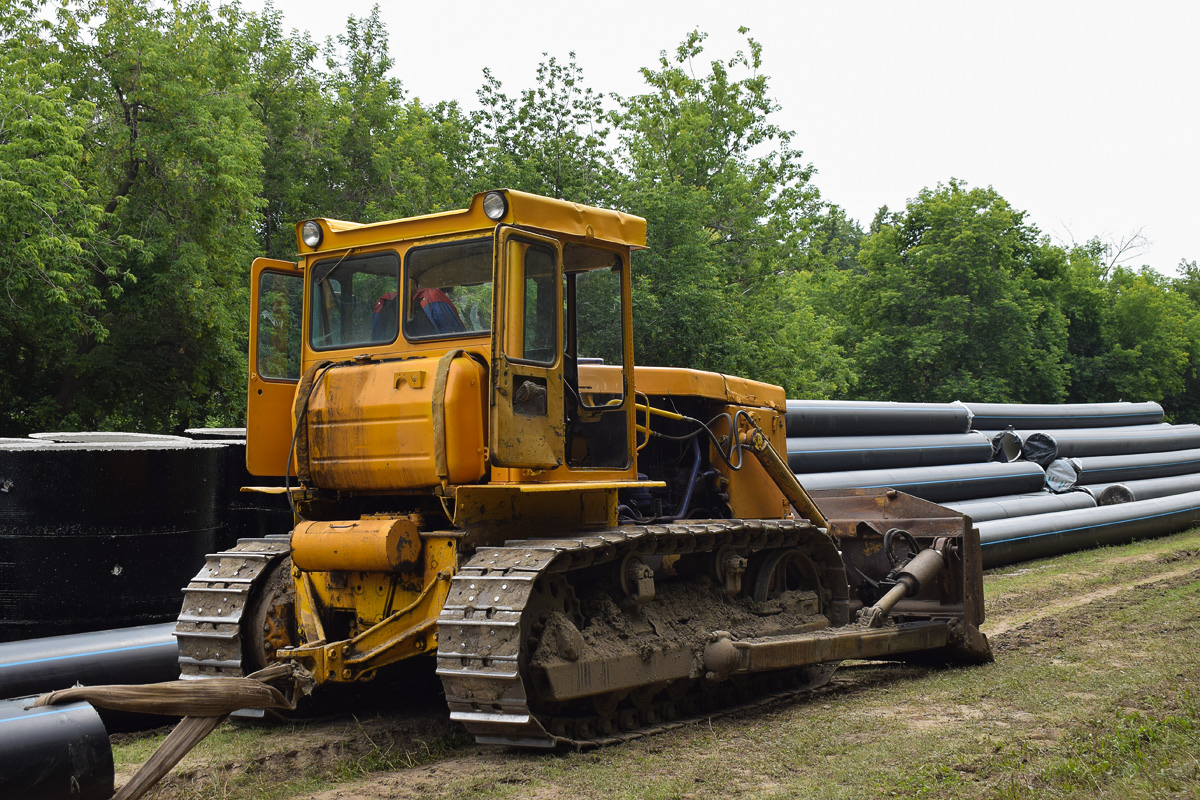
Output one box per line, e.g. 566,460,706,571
945,490,1097,523
784,400,971,437
792,461,1046,504
0,698,113,800
1021,424,1200,467
0,440,225,640
786,432,993,473
1074,448,1200,486
976,490,1200,568
962,401,1164,430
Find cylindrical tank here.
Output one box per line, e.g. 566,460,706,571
784,400,971,437
786,432,992,473
196,437,292,547
0,698,113,800
183,427,249,441
0,440,225,640
29,431,192,444
792,461,1046,504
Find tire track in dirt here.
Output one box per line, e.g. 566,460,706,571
983,557,1200,639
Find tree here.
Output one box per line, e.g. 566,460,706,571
241,3,325,259
19,0,266,432
317,5,404,222
0,0,138,432
612,29,850,396
846,181,1069,403
472,53,617,204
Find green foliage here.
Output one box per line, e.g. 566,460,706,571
1060,246,1200,418
241,3,324,259
846,180,1070,403
1,5,1197,433
613,28,851,396
473,53,616,203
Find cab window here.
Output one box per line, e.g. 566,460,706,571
309,252,401,350
404,238,492,340
256,270,303,380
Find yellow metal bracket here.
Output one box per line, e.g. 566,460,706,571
393,369,427,389
287,569,453,683
452,480,665,535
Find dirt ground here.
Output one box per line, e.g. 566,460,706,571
121,531,1200,800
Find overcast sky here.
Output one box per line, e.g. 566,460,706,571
256,0,1198,274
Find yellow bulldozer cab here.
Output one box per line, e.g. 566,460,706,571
245,190,647,487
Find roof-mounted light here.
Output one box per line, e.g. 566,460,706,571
301,220,323,249
482,191,508,221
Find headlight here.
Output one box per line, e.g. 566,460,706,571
482,191,508,221
301,220,323,249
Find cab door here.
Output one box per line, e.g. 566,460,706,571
247,258,304,476
489,228,565,469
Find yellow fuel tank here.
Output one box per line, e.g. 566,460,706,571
302,354,487,491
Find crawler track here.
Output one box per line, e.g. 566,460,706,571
175,537,291,679
436,519,838,748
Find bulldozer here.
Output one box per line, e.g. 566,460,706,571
176,189,991,748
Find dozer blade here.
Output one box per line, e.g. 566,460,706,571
812,487,992,663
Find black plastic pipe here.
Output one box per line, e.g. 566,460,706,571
963,401,1164,430
1084,473,1200,506
793,461,1046,504
0,698,113,800
1021,424,1200,466
972,430,1025,463
786,432,992,473
1074,448,1200,485
945,491,1097,523
784,400,971,437
1045,458,1082,492
0,623,178,699
976,490,1200,568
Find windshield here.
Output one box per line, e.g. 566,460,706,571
404,238,492,340
309,252,401,350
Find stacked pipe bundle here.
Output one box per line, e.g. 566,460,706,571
786,399,1200,567
786,400,1048,504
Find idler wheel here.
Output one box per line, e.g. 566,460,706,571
752,548,823,604
244,558,297,671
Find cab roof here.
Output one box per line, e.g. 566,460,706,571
294,190,648,255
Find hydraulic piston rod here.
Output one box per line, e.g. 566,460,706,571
740,426,828,529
